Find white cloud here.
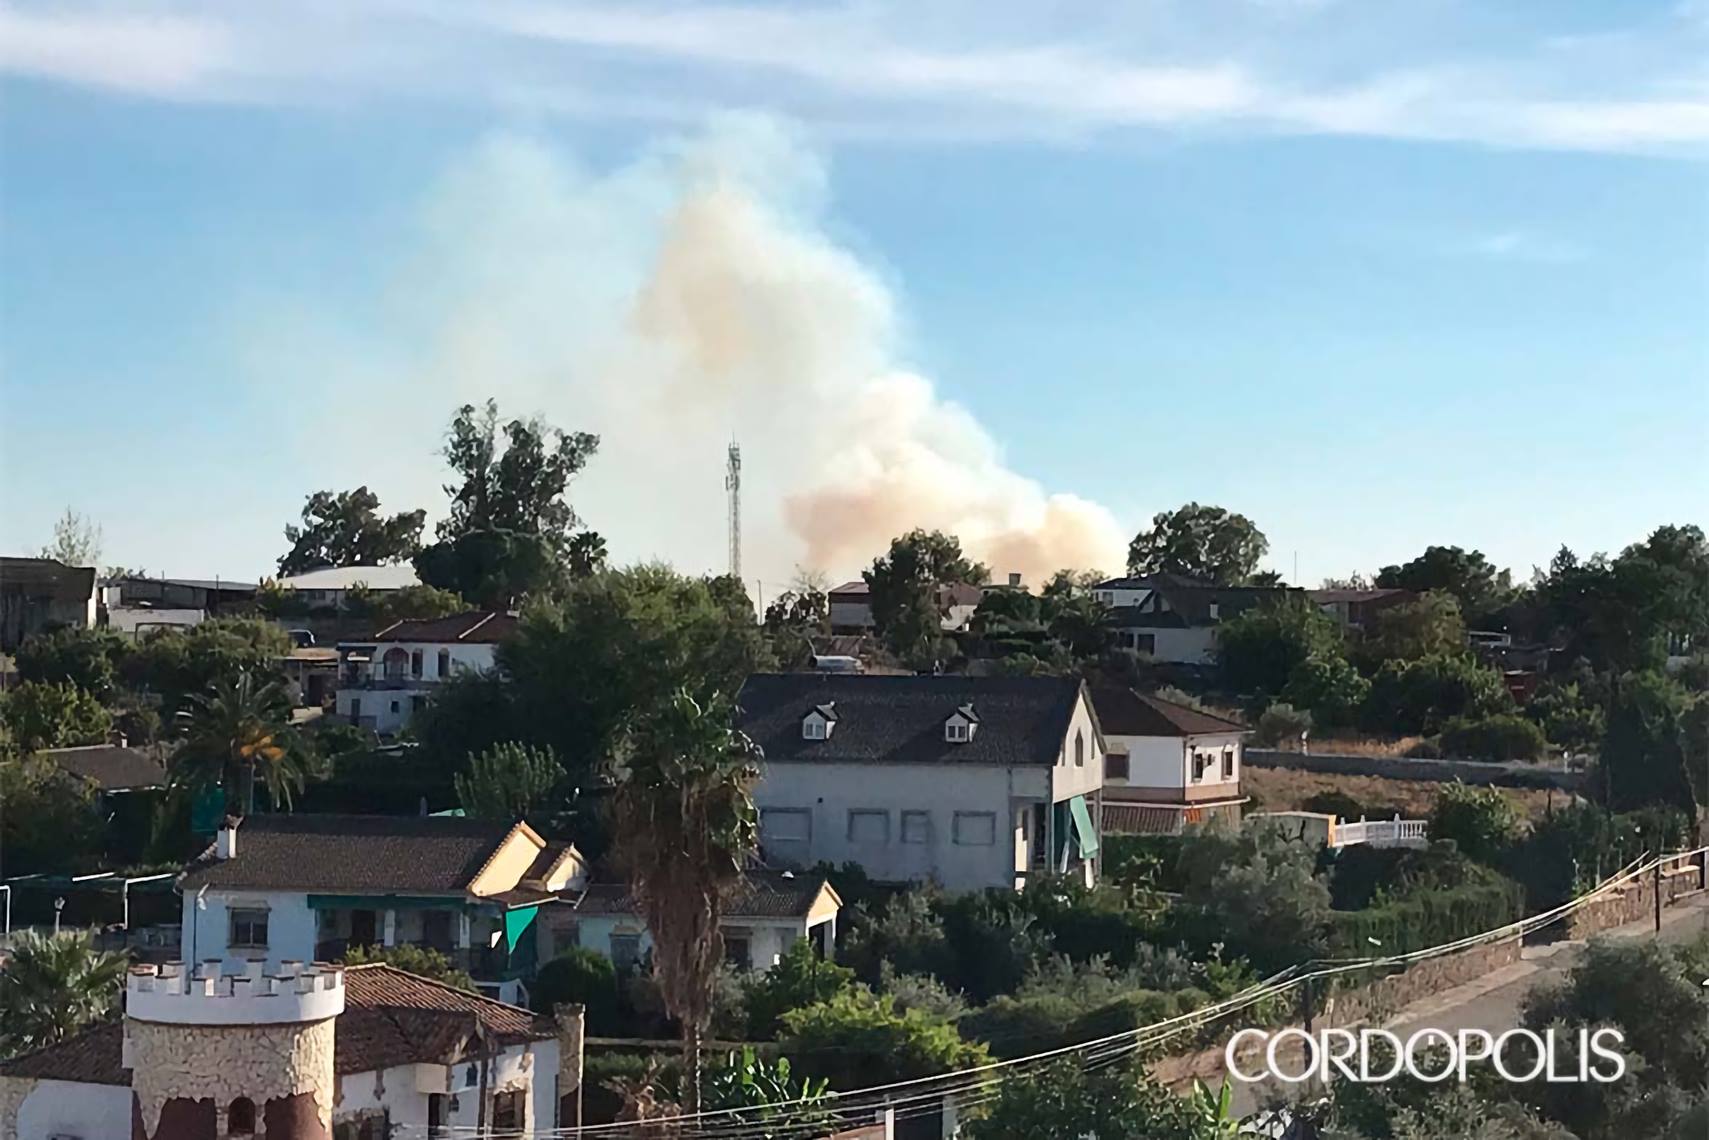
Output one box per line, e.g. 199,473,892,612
1460,230,1588,264
2,1,1705,155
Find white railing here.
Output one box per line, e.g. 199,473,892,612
1331,816,1428,849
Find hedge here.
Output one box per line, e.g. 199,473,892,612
1332,877,1524,956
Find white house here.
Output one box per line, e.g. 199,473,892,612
552,871,843,973
739,674,1106,892
278,563,422,610
0,962,571,1139
177,814,586,1005
826,581,984,636
0,557,96,653
336,610,516,735
1091,686,1249,835
1096,573,1299,666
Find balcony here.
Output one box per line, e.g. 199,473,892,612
338,675,442,691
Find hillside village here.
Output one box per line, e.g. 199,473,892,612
0,404,1705,1140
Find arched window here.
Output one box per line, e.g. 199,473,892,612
437,648,451,677
227,1096,256,1135
1074,729,1084,767
410,649,424,678
382,646,410,680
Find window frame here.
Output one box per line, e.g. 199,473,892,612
945,719,971,743
227,906,270,950
802,716,828,740
847,809,891,845
952,811,997,846
900,810,932,844
1104,751,1130,781
609,932,642,971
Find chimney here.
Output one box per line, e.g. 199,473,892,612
215,818,239,861
1007,572,1022,588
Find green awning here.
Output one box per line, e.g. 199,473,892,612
504,905,539,953
1068,795,1100,860
306,895,463,911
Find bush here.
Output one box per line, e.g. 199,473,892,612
779,990,989,1089
1439,715,1547,762
1360,654,1513,736
1165,823,1332,974
743,939,856,1039
533,947,622,1034
1332,875,1524,955
1501,803,1689,911
1428,783,1521,864
1254,702,1313,747
1301,791,1366,821
877,962,968,1021
2,680,112,752
1280,655,1370,730
340,944,474,991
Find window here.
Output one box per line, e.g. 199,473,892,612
1074,729,1084,767
953,812,996,846
228,908,269,949
724,929,752,970
610,933,642,970
492,1090,525,1135
802,717,827,740
900,810,931,844
411,649,424,678
848,810,890,845
390,699,400,713
1135,633,1156,655
1221,749,1236,780
349,697,362,722
227,1097,256,1135
1191,753,1210,783
422,909,453,951
437,649,451,677
1105,752,1130,781
382,647,409,679
945,720,971,743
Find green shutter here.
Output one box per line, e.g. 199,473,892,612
1068,795,1100,859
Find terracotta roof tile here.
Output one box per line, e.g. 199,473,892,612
178,815,518,893
0,1021,126,1085
1090,686,1247,737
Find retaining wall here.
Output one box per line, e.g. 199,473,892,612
1247,749,1584,791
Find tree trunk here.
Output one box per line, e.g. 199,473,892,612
683,1020,703,1116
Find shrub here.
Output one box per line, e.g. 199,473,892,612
533,947,622,1034
1501,803,1688,911
1439,714,1547,762
743,938,855,1039
1332,875,1524,955
340,944,474,991
779,990,989,1089
1428,783,1521,864
1,680,112,752
1360,654,1513,736
1254,702,1313,747
877,962,968,1021
1301,791,1365,821
1165,823,1332,974
1280,655,1370,730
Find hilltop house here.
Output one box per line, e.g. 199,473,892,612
278,563,422,611
1095,573,1297,666
177,814,586,1005
0,557,96,652
739,673,1105,892
826,580,985,635
336,610,516,735
1308,587,1417,631
1090,686,1249,835
0,963,569,1139
101,574,258,639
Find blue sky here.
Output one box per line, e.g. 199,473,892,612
1,1,1704,593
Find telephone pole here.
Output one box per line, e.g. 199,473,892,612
725,442,742,580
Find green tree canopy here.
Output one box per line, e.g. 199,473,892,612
743,938,857,1039
1125,502,1268,585
1362,590,1468,664
779,989,989,1090
1375,545,1514,625
39,507,103,568
0,930,130,1055
454,741,561,821
123,619,292,725
1214,598,1344,700
1359,653,1513,736
863,529,988,663
14,626,131,702
339,944,475,991
1539,526,1709,676
1596,669,1703,815
964,1056,1201,1140
276,486,426,576
2,680,112,752
1427,783,1521,863
170,672,315,815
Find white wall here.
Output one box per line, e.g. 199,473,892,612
335,1040,562,1137
12,1078,134,1140
1096,587,1152,608
107,606,204,638
1104,732,1242,797
570,916,812,972
181,888,319,969
1185,732,1243,793
338,641,498,733
1049,697,1106,802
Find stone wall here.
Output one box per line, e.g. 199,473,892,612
1246,749,1583,791
0,1075,36,1139
1565,856,1708,940
129,1017,336,1139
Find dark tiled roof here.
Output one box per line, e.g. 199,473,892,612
0,1021,126,1084
828,581,869,597
1090,686,1246,737
40,744,166,791
1308,588,1412,605
738,673,1085,768
335,1006,472,1074
0,557,97,598
372,611,518,644
575,871,836,919
178,814,517,893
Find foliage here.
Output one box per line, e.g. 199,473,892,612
1332,868,1524,955
414,527,563,610
761,587,829,666
779,989,988,1090
1525,680,1605,753
1253,701,1313,747
1594,669,1703,815
1125,502,1269,586
1518,935,1709,1139
933,894,1054,1003
1214,598,1344,701
1427,783,1522,864
1,680,112,752
963,1055,1201,1140
1164,822,1332,974
876,962,969,1021
0,742,101,877
1375,545,1515,625
343,582,468,623
0,930,130,1055
454,741,561,821
39,507,103,567
1438,714,1547,762
863,529,987,662
1362,590,1468,663
1537,527,1709,676
409,672,521,798
1501,802,1688,911
840,890,954,986
123,619,292,724
339,944,475,990
14,626,131,701
276,485,425,576
605,690,761,1108
533,947,622,1034
1359,653,1514,736
743,938,856,1040
1279,652,1370,730
702,1047,832,1137
170,672,315,815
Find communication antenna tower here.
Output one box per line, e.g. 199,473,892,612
726,442,742,579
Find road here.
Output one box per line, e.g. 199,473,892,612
1227,894,1709,1115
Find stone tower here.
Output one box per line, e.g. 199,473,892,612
124,961,344,1140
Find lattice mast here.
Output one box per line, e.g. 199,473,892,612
725,441,742,580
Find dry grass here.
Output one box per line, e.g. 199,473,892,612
1244,764,1559,822
1301,735,1427,758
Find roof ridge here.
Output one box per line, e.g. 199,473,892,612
459,612,498,640
357,963,544,1019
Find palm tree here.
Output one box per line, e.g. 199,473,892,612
171,671,313,816
0,930,130,1054
606,690,760,1113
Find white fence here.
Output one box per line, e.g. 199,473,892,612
1330,816,1429,850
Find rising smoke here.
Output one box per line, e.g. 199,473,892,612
317,117,1129,588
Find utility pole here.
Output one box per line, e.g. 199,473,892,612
726,442,742,581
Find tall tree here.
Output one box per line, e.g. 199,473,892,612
1,680,112,752
606,691,761,1111
1361,590,1468,663
1375,545,1514,625
1125,503,1268,585
454,742,560,821
0,931,130,1055
171,672,314,815
276,487,426,576
39,507,102,568
864,530,988,662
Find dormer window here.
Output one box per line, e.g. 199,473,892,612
945,703,978,743
802,703,837,741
